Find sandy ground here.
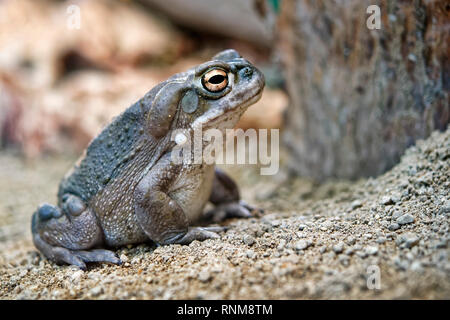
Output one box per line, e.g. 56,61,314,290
0,129,449,299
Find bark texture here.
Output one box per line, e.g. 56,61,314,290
279,0,449,181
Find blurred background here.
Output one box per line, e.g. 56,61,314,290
0,0,286,159
0,0,448,179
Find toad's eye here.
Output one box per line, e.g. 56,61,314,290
202,69,228,92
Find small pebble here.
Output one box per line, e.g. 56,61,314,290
397,214,414,225
388,223,400,231
376,237,386,244
351,200,362,210
277,239,286,251
332,242,344,254
198,271,211,282
243,235,256,246
380,196,393,205
70,270,84,283
363,233,372,240
90,286,103,297
392,210,403,219
397,233,420,248
344,248,354,255
295,240,309,251
410,261,423,272
365,246,378,256
339,254,350,266
119,254,129,263
439,200,450,214
356,251,368,259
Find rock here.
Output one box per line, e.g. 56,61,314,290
410,261,423,272
131,256,141,264
365,246,378,256
351,200,363,210
332,242,344,254
363,233,372,240
198,270,211,282
246,250,256,259
70,270,84,284
119,254,129,263
397,233,420,248
295,240,309,251
346,237,356,245
396,214,414,225
376,237,386,244
392,210,403,219
380,196,394,205
243,234,256,246
391,195,401,204
298,224,307,231
394,257,409,270
439,200,450,214
277,239,286,251
338,254,350,266
344,248,354,255
388,223,400,231
355,251,368,259
89,286,103,297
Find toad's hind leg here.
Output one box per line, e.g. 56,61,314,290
31,195,121,270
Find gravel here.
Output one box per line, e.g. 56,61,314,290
0,128,449,299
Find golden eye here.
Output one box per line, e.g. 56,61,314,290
202,69,228,92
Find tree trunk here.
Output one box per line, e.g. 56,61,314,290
278,0,449,181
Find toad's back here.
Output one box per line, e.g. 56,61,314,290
57,82,168,206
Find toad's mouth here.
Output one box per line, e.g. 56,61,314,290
191,88,263,132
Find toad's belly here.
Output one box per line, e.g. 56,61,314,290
169,164,215,223
92,163,215,247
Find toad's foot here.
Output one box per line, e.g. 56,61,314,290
205,200,260,223
162,226,228,245
31,197,121,270
33,232,121,270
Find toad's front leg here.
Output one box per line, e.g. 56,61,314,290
134,153,226,245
